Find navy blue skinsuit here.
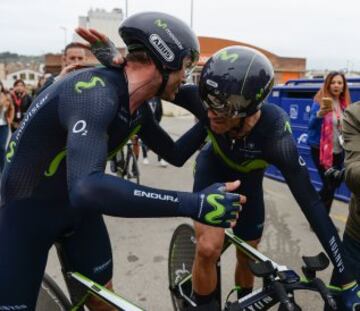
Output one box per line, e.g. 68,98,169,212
174,84,353,285
0,68,207,309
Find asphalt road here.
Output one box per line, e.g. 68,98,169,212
45,115,349,310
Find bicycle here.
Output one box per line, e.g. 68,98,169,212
36,242,145,311
168,223,344,311
110,141,140,184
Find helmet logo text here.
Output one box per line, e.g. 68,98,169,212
154,19,167,29
206,79,218,88
149,34,175,62
217,51,239,63
154,19,184,49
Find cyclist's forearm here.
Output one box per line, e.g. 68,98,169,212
69,172,197,218
271,134,354,285
284,170,354,285
143,121,207,166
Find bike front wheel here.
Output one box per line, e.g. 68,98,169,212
168,223,197,311
36,273,72,311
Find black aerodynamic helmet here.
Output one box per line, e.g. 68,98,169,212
199,46,275,118
119,11,200,74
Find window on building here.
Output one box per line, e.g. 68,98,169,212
13,75,17,80
29,73,35,80
20,73,26,80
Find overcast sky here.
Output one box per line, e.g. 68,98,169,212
1,0,359,70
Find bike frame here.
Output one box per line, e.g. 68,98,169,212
54,243,145,311
174,228,339,310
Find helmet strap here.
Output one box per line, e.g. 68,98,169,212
156,69,170,97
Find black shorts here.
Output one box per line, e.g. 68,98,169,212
0,198,112,309
193,144,265,241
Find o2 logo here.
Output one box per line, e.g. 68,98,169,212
72,120,88,136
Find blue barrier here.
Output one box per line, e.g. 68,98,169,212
266,78,360,203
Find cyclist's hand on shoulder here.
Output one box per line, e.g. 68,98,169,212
194,180,245,228
338,282,360,310
75,27,124,68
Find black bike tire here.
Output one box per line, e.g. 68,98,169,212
36,273,72,311
168,223,197,311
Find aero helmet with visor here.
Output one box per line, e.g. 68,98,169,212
199,46,274,118
119,12,200,94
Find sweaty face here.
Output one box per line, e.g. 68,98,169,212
161,57,194,101
329,75,344,98
63,48,86,67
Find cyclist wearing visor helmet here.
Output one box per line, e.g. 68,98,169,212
199,46,274,135
190,46,359,310
119,11,199,100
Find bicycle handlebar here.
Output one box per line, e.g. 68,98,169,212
224,252,338,311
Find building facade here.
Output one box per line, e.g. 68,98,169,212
74,8,125,49
45,8,126,75
194,36,306,85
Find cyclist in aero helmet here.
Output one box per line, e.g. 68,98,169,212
0,12,244,311
77,34,360,310
119,11,199,99
189,46,359,310
199,46,274,120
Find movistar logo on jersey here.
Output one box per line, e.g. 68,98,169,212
149,34,175,62
154,19,167,29
205,194,225,225
6,141,16,163
75,76,105,94
44,150,66,177
217,50,239,63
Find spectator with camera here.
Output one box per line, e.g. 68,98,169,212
307,72,351,214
